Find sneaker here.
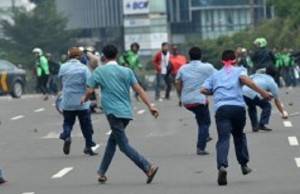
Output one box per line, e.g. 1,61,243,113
146,165,159,184
84,147,98,156
259,125,272,132
197,149,210,155
63,138,71,155
241,165,252,175
218,167,227,186
97,175,107,184
0,177,6,185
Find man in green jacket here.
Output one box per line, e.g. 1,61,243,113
33,48,50,100
119,42,145,100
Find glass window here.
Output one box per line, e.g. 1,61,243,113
0,60,15,70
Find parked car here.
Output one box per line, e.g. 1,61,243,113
0,59,26,98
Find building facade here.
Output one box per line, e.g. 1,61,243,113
55,0,271,52
55,0,124,49
167,0,270,42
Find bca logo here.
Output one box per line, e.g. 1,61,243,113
127,1,149,10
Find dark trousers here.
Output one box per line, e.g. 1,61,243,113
244,96,272,129
98,114,151,175
37,75,49,95
60,109,96,148
48,74,59,94
186,104,211,151
155,74,172,100
215,105,249,169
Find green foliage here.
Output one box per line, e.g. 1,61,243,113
0,0,77,68
183,1,300,67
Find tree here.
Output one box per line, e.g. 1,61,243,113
0,0,76,68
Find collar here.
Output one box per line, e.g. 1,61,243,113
106,60,118,65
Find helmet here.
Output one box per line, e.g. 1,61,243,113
32,48,43,56
254,38,267,48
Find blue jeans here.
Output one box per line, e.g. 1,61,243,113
98,114,151,175
186,104,211,151
60,109,96,148
215,105,249,169
244,96,272,128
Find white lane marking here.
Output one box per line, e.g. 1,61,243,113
295,158,300,168
34,108,45,113
52,167,74,179
137,109,146,115
288,136,299,146
283,120,293,128
11,115,24,120
92,144,100,152
105,130,112,136
22,192,35,194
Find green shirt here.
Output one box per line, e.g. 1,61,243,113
87,61,138,119
36,56,50,77
119,50,142,71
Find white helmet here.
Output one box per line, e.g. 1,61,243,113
32,48,43,56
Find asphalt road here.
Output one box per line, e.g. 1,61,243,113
0,88,299,194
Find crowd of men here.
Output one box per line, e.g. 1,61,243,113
0,37,294,186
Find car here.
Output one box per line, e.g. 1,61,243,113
0,59,26,98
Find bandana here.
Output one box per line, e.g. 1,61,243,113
222,59,236,74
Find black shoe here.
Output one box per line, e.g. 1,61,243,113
97,175,107,184
197,149,210,155
63,138,71,155
252,128,259,132
259,125,272,132
84,147,98,156
0,177,6,185
241,165,252,175
218,167,227,186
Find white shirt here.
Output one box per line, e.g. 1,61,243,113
160,52,170,75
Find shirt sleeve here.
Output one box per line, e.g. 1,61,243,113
239,67,248,76
129,69,138,86
202,74,214,92
269,79,279,98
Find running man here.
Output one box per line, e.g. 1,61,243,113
58,47,97,156
201,50,272,186
176,47,216,155
82,44,159,184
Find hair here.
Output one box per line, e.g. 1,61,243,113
130,42,140,50
189,47,202,60
222,50,236,61
265,66,277,79
161,42,168,47
68,47,83,59
102,44,118,59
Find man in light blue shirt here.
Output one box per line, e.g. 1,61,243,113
82,45,159,184
176,47,216,155
58,47,97,156
243,67,288,132
201,50,272,186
